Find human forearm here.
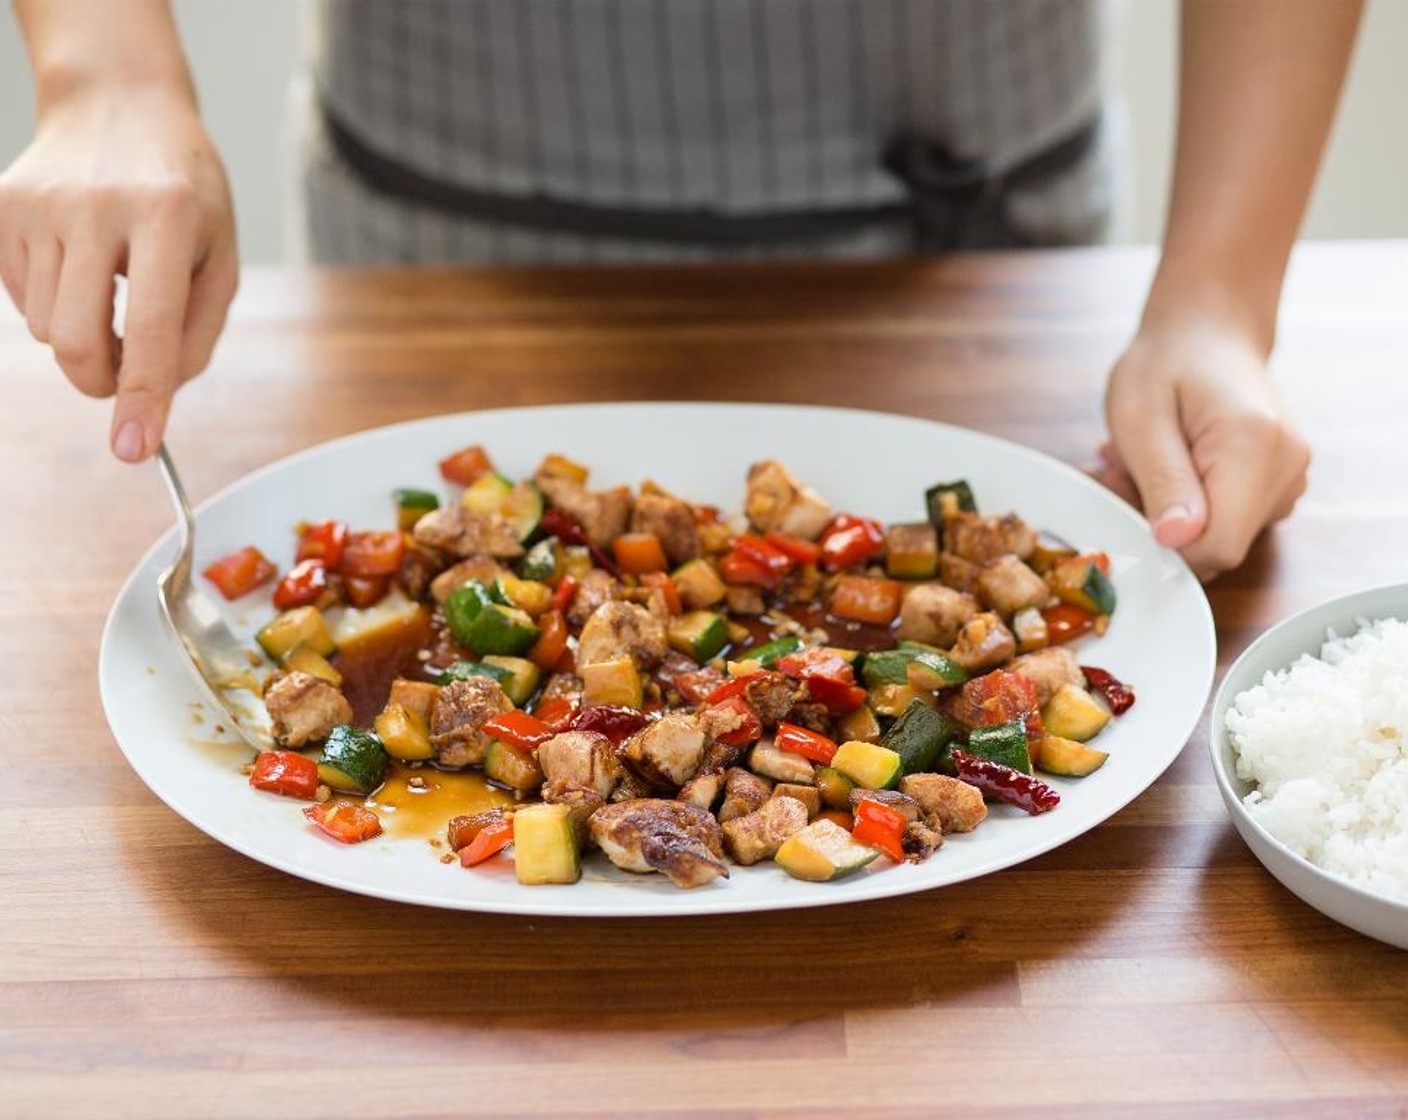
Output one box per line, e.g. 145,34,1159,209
1146,0,1363,351
13,0,194,114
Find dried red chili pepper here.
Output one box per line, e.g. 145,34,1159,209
1081,666,1136,715
567,705,648,744
538,508,618,574
950,749,1061,815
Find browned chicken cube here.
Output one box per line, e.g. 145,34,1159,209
388,678,439,726
589,799,729,889
771,783,822,819
721,796,809,865
848,788,921,823
677,767,727,813
743,672,803,727
576,600,668,670
718,766,774,823
537,476,632,549
412,505,524,559
897,583,981,647
619,712,707,787
937,552,981,593
429,676,512,768
902,818,945,862
1008,646,1084,707
899,773,988,833
947,611,1017,673
537,730,622,798
566,568,620,627
976,554,1050,619
744,460,833,540
264,670,352,748
630,492,700,565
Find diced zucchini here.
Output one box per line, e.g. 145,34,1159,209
280,642,343,686
860,650,914,688
256,606,336,660
536,453,589,485
867,682,931,719
775,818,879,882
481,655,542,706
581,657,643,708
814,765,858,810
925,479,977,525
483,739,544,793
672,558,727,609
444,582,540,655
561,545,594,581
667,611,728,662
374,703,433,761
519,537,563,584
317,725,389,794
460,472,513,514
494,574,552,616
884,522,940,579
830,740,903,790
880,698,959,775
513,802,581,885
748,740,816,784
501,482,544,542
905,650,968,690
965,721,1033,774
437,659,512,686
1029,531,1078,574
393,487,439,531
835,703,881,744
1049,557,1118,616
1013,607,1049,653
1035,734,1109,777
1041,683,1112,742
744,636,804,668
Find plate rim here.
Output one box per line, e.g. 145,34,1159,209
100,401,1217,917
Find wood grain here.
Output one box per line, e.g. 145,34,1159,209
2,244,1406,1119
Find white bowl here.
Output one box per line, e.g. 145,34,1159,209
1210,582,1408,950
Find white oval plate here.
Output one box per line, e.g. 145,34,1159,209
100,403,1215,917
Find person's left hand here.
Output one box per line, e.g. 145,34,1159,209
1098,312,1310,581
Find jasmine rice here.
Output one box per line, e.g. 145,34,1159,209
1227,617,1408,904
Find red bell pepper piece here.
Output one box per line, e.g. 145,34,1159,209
303,800,384,843
764,531,822,566
1082,666,1136,715
549,573,579,613
829,575,905,625
709,696,763,747
272,559,328,610
459,817,514,866
733,534,795,575
805,674,868,713
704,675,759,705
343,574,391,608
202,546,276,600
673,667,728,705
775,722,838,765
851,797,907,861
248,750,320,799
439,444,494,487
339,530,405,577
1041,603,1095,645
482,710,555,750
952,670,1043,739
775,647,855,683
950,750,1061,815
296,520,348,568
532,696,579,731
567,705,649,744
819,515,885,571
528,609,570,670
719,549,782,589
612,532,669,574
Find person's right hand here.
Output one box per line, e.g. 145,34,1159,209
0,80,237,462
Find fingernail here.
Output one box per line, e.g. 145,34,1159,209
1157,504,1192,526
114,420,145,462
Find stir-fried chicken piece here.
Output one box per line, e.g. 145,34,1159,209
743,672,803,727
264,670,352,748
771,783,821,819
566,568,621,627
744,460,833,540
849,788,922,823
946,512,1037,565
718,766,774,823
897,583,981,647
630,492,699,565
388,678,439,725
397,546,443,600
589,800,729,889
948,611,1017,673
537,730,622,798
428,677,512,768
1008,646,1085,707
902,818,945,862
721,796,809,865
976,554,1050,619
995,513,1038,561
430,555,507,603
577,600,668,670
899,773,988,833
725,584,766,616
677,768,726,812
541,781,607,846
537,475,633,549
413,505,525,560
937,552,981,594
785,701,831,734
610,769,655,803
620,712,707,787
539,671,584,707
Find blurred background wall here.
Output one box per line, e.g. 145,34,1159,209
2,0,1404,266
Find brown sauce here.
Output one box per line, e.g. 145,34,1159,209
363,763,516,840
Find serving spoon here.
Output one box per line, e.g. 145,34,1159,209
154,443,273,752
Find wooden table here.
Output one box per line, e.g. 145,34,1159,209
4,244,1406,1119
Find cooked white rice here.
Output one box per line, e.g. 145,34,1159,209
1227,616,1408,904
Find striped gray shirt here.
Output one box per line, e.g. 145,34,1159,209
302,0,1111,264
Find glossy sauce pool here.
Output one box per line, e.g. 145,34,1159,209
363,764,516,841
